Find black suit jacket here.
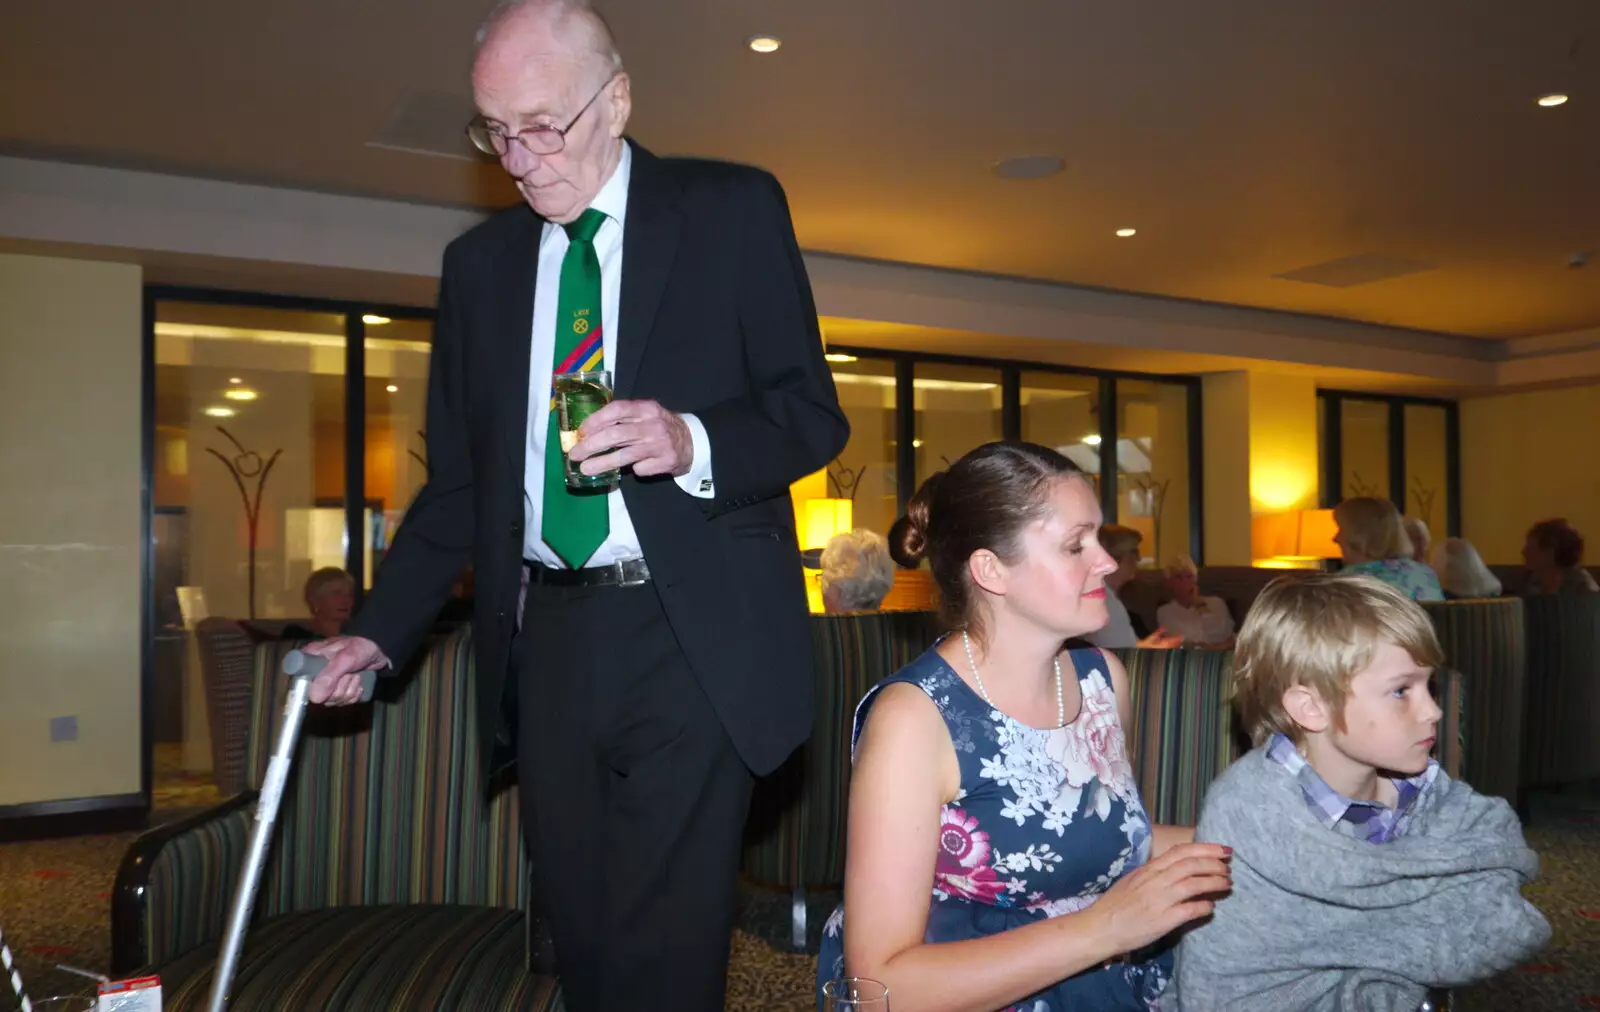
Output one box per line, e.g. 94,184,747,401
349,142,849,778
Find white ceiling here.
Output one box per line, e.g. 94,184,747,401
3,0,1597,338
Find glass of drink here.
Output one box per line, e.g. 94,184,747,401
822,977,889,1011
28,998,99,1012
554,369,618,490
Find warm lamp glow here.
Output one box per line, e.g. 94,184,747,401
1250,465,1315,512
802,498,853,551
1252,508,1339,564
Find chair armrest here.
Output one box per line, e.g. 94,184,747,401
111,791,257,975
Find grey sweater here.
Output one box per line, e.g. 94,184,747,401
1173,748,1549,1011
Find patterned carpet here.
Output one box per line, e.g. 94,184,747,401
2,752,1596,1010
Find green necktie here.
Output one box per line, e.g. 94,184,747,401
541,208,610,568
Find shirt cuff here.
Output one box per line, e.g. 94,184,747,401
674,412,715,498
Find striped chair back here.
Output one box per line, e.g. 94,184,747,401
1419,598,1525,804
741,611,940,890
1521,594,1600,787
1111,648,1238,827
242,626,528,917
194,618,262,796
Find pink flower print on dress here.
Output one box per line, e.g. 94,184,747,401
934,807,1006,903
1077,672,1135,793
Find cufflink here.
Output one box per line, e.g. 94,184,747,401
698,478,713,494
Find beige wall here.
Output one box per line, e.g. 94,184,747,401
1202,372,1252,564
1202,370,1322,565
1461,384,1600,565
0,253,143,806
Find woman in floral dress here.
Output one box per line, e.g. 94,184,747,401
818,442,1232,1011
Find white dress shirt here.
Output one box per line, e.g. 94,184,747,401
522,143,715,567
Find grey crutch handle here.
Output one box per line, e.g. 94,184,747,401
283,649,377,703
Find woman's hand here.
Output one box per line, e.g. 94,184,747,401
1085,842,1232,955
1137,627,1183,649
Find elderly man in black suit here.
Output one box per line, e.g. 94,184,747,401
304,2,848,1007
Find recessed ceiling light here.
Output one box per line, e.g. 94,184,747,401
203,406,236,418
363,314,391,325
993,156,1065,180
1537,93,1569,107
1115,228,1138,238
228,376,243,384
912,439,924,448
223,388,258,401
824,353,857,363
747,35,781,53
386,384,399,393
1082,434,1103,446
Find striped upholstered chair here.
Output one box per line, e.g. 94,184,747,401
1419,598,1526,807
1521,594,1600,791
112,626,559,1011
741,610,940,946
193,618,263,797
1110,648,1239,827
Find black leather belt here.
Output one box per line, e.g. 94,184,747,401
524,558,651,588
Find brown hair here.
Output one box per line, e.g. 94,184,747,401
1233,572,1443,746
1098,523,1143,562
886,515,920,570
303,567,354,608
1527,518,1585,569
1333,496,1411,561
898,441,1088,633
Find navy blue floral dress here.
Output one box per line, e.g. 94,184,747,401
817,643,1173,1011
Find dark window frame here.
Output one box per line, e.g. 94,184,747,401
1317,389,1461,537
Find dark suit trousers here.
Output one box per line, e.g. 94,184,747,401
517,577,754,1012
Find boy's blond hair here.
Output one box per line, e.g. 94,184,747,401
1233,572,1444,746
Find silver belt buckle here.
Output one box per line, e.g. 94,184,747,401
615,558,649,587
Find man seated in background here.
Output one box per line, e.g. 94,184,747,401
1156,555,1235,649
820,528,895,614
282,567,355,640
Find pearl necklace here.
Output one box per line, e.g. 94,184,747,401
962,630,1066,728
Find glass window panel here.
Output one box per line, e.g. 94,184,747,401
1116,379,1191,568
363,316,434,587
826,355,898,540
153,301,345,759
1339,399,1390,501
914,363,1003,480
1404,403,1450,541
1021,371,1101,482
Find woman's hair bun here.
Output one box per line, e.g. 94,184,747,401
893,471,944,566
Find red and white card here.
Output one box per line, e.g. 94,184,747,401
97,975,161,1011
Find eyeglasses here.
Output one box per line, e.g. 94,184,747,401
467,75,616,158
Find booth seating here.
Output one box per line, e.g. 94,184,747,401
1520,594,1600,790
1419,599,1526,807
113,627,559,1011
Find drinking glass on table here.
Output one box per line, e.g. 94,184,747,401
29,998,98,1012
822,976,889,1011
553,369,619,490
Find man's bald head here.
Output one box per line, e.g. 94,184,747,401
471,0,631,222
476,0,623,84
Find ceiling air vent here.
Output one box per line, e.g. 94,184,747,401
367,91,485,162
1273,253,1437,288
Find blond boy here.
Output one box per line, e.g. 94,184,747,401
1175,573,1547,1011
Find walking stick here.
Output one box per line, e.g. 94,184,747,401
205,650,374,1012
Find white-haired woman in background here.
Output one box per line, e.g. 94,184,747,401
1155,555,1236,649
1432,537,1503,599
820,528,897,614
